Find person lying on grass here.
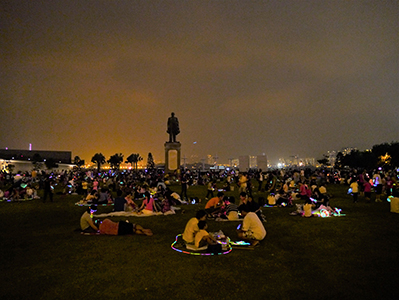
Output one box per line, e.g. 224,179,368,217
99,219,153,236
80,205,152,236
194,221,218,248
237,206,266,247
182,210,207,244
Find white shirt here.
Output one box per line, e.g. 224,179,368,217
242,212,266,240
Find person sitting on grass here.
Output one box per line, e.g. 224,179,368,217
298,182,311,201
85,190,98,203
26,184,40,199
237,206,266,247
244,196,264,221
125,193,140,212
182,210,207,244
97,188,108,204
161,195,175,215
194,221,218,248
138,191,159,215
99,219,153,236
303,197,315,218
80,205,99,233
217,196,239,220
113,190,127,212
205,191,224,217
238,191,248,206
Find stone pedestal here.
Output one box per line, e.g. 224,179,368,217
164,142,181,173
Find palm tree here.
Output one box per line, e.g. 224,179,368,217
91,153,106,172
146,152,155,170
73,156,85,168
126,153,143,172
107,153,124,170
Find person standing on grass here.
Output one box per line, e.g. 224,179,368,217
180,171,188,202
43,175,54,203
182,210,207,244
237,206,266,247
363,179,372,203
92,178,99,191
256,170,264,192
373,172,383,202
350,177,359,203
358,171,365,197
205,180,215,200
238,173,248,194
385,175,394,197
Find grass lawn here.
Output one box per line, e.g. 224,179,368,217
0,183,398,300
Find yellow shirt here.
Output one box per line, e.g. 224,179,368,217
304,203,313,217
182,218,199,243
194,229,209,248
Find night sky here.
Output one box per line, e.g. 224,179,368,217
1,1,398,165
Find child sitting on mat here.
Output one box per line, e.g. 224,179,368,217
194,221,218,248
182,210,207,244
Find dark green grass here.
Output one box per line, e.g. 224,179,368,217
0,183,398,300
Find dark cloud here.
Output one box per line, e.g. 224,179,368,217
1,0,398,164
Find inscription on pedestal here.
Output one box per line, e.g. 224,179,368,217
164,142,181,173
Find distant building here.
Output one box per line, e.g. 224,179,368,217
239,156,250,171
238,155,268,171
277,155,316,168
0,149,74,172
257,154,268,171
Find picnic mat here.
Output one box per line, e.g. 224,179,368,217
75,202,114,206
171,234,232,256
94,211,171,218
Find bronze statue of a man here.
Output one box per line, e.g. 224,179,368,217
167,112,180,143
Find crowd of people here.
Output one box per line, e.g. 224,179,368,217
1,165,398,249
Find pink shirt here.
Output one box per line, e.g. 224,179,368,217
364,182,372,193
143,197,155,211
299,185,307,196
92,180,99,191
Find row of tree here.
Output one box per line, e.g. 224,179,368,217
31,153,61,170
74,152,156,172
319,142,399,170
